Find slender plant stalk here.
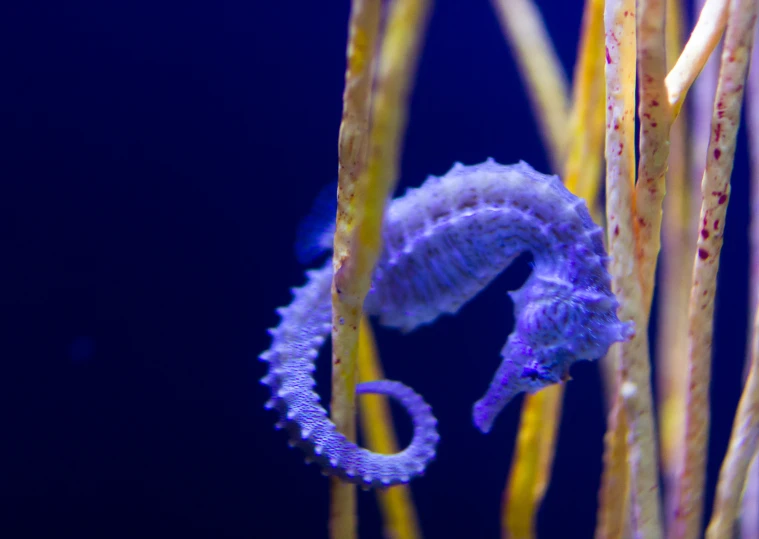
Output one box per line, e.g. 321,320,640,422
688,0,722,210
665,0,729,117
749,13,759,340
596,388,631,539
567,0,618,415
672,0,759,536
330,0,431,537
706,304,759,538
662,0,720,531
491,0,607,536
564,0,607,220
635,0,672,314
566,0,621,409
331,2,382,536
657,0,691,523
490,0,570,169
494,0,569,532
502,386,564,539
357,317,422,539
742,462,759,537
603,0,663,537
742,15,759,538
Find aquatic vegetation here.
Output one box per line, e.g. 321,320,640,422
262,0,759,537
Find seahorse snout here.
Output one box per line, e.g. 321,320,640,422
473,398,499,434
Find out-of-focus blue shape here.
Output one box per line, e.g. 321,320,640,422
294,179,337,265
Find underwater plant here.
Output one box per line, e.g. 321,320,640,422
261,0,759,537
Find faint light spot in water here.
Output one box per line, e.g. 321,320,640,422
70,336,95,362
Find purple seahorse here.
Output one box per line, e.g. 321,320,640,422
260,159,634,489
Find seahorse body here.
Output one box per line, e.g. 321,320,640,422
260,159,633,488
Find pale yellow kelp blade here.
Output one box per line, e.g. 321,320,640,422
357,317,422,539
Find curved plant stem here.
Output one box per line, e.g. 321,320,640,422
666,0,729,118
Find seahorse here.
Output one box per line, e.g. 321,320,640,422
259,159,634,489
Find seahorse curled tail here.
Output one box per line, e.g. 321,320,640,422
260,264,439,489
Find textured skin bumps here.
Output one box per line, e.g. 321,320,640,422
260,159,633,488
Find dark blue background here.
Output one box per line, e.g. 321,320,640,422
3,1,751,537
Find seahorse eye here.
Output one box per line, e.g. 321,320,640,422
521,365,540,381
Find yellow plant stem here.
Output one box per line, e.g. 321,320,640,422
494,0,606,536
330,0,431,537
330,2,382,537
603,0,663,537
672,0,759,536
490,0,570,170
503,385,564,539
567,0,617,408
357,317,421,539
565,0,607,217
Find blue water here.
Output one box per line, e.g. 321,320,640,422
4,0,751,537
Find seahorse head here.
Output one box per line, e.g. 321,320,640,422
473,271,634,434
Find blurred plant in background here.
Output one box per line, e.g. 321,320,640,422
322,0,759,537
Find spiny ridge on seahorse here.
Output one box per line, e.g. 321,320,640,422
260,159,633,488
